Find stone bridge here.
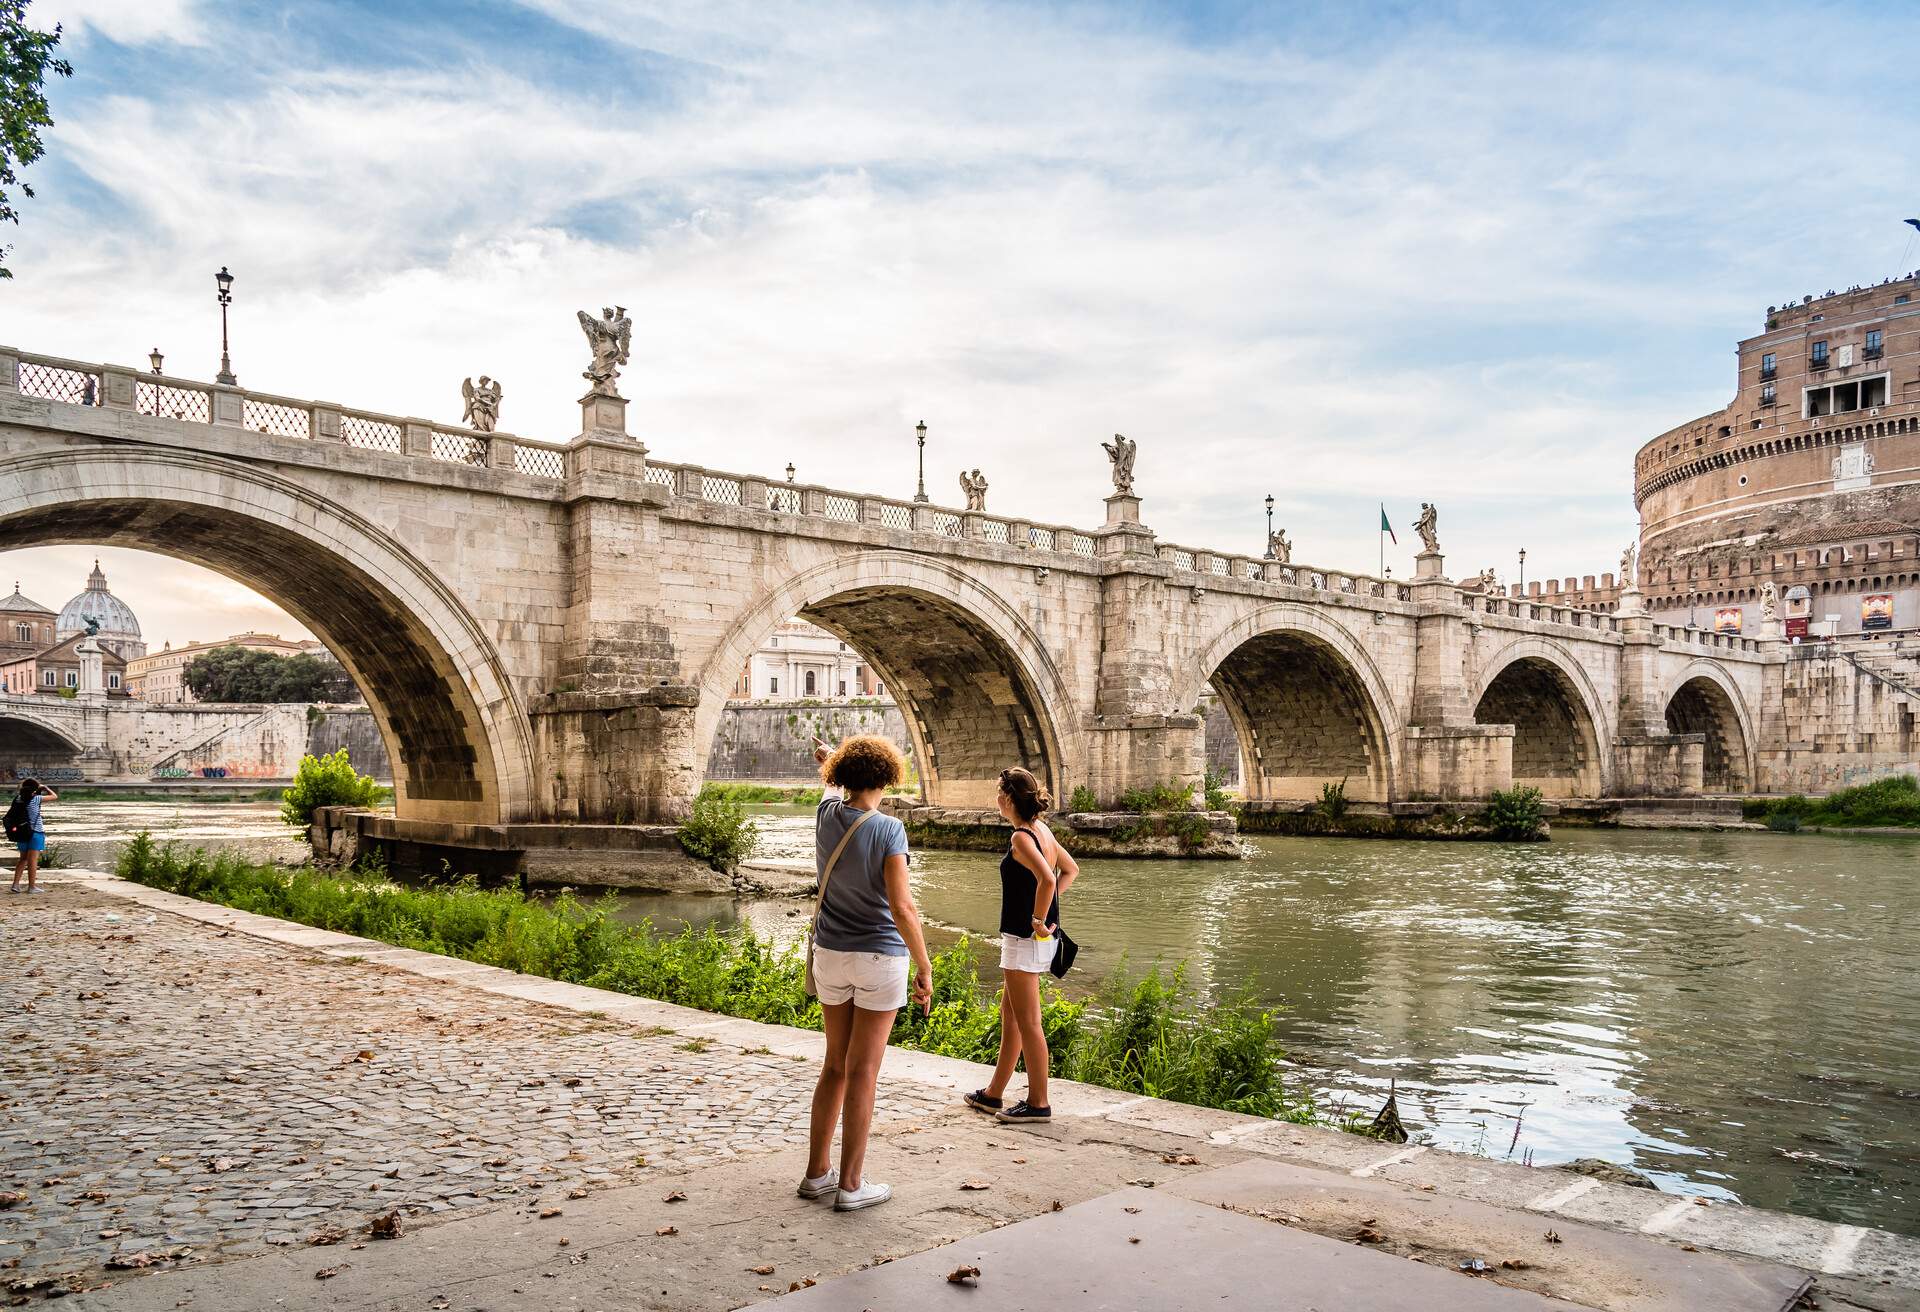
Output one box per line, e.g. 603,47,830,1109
0,345,1778,825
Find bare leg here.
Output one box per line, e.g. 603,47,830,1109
10,851,23,890
836,1004,899,1190
807,1001,854,1179
1006,971,1049,1108
984,977,1023,1098
22,850,38,892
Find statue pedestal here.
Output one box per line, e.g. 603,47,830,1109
1104,493,1142,526
1413,550,1445,581
579,391,629,439
1615,586,1647,618
1757,618,1785,643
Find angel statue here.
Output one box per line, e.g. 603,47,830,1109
959,469,989,511
576,305,633,397
1761,579,1779,622
1414,502,1440,554
1619,542,1638,588
1101,433,1137,496
460,375,503,433
1267,527,1292,563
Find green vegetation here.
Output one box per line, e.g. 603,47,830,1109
54,787,285,803
183,645,358,703
115,838,1309,1123
1202,768,1233,814
676,784,760,872
35,841,65,869
1742,774,1920,830
1317,779,1349,820
1484,785,1547,841
280,750,385,828
1119,781,1195,814
698,782,825,806
0,0,73,281
1067,785,1100,815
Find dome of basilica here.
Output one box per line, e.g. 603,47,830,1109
56,560,146,660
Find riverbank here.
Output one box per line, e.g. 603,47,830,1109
6,871,1912,1311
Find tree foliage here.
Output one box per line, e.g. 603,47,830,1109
0,1,73,280
182,645,360,703
280,749,383,827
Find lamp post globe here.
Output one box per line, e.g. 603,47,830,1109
148,348,164,375
214,266,237,386
913,420,929,503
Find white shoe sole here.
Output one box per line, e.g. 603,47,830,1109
797,1177,839,1200
833,1186,891,1212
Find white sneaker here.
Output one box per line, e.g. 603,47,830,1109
797,1168,839,1199
833,1180,891,1212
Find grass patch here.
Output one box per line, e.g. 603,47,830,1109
678,785,761,872
116,835,1312,1123
1742,774,1920,829
54,787,289,803
1485,785,1547,841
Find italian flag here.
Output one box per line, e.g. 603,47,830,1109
1380,506,1397,544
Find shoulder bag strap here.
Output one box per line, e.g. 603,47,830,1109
813,806,878,922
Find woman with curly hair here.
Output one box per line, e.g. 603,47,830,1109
965,766,1079,1123
799,734,932,1212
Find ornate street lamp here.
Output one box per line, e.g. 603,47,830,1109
148,348,164,375
1263,494,1275,557
214,266,236,385
785,462,796,483
913,420,929,503
1517,547,1527,594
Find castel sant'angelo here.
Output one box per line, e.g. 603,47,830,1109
1625,269,1920,639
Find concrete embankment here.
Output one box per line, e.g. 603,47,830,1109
881,799,1244,859
23,868,1919,1312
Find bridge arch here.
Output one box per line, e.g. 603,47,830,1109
1471,638,1608,798
1662,663,1755,793
0,707,86,776
0,448,533,823
1179,604,1400,803
694,552,1079,809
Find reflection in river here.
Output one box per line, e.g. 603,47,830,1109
49,798,1919,1233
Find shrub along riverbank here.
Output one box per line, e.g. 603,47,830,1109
116,836,1312,1123
1743,774,1920,830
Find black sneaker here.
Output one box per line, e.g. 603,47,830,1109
964,1089,1004,1113
995,1100,1052,1124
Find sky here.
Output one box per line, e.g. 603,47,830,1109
5,0,1920,650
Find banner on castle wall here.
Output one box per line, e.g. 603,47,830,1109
1714,607,1743,634
1862,594,1894,631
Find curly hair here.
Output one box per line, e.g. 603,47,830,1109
822,735,906,793
998,767,1051,821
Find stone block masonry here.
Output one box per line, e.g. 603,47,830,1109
705,699,913,783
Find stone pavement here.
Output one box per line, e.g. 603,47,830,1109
3,873,1917,1311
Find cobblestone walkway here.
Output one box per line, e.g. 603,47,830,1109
0,886,945,1297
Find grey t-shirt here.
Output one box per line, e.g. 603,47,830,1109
813,790,909,956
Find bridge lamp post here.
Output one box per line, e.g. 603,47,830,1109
148,348,164,375
1263,494,1275,557
213,266,236,386
1518,547,1526,594
913,420,929,503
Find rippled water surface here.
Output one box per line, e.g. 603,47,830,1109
49,799,1920,1233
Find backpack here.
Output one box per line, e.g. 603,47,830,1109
2,797,26,843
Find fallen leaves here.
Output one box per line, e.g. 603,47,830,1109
538,1208,563,1220
367,1210,402,1240
655,1225,678,1237
314,1265,345,1280
1049,1200,1063,1212
748,1264,776,1275
663,1189,687,1203
945,1265,981,1285
1543,1230,1562,1245
788,1277,817,1291
567,1188,589,1200
959,1180,991,1191
306,1225,347,1247
1501,1258,1531,1271
0,1194,23,1209
1161,1153,1198,1166
104,1246,190,1270
1355,1226,1385,1244
204,1157,235,1174
1128,1236,1141,1245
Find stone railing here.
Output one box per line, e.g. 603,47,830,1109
642,459,1102,559
1151,543,1412,600
1462,591,1620,632
3,348,570,481
1649,622,1762,654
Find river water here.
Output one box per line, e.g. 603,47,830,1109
44,799,1919,1234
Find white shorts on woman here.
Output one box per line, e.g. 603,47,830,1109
998,933,1055,975
812,947,908,1010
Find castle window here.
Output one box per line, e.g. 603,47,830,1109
1759,352,1776,380
1865,329,1883,359
1760,383,1777,406
1810,340,1829,367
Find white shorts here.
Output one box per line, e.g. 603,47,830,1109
999,933,1056,975
813,947,909,1011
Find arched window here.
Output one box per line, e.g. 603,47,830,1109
804,670,817,695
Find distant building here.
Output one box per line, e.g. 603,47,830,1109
54,561,146,661
0,583,59,667
0,630,131,698
732,619,887,701
127,632,330,704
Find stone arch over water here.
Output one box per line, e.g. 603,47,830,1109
1664,667,1754,793
0,711,85,773
0,448,533,823
693,552,1078,809
1182,605,1399,803
1472,641,1606,798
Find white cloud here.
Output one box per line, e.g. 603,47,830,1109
6,0,1918,642
34,0,203,47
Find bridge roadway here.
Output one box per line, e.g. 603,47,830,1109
0,346,1774,825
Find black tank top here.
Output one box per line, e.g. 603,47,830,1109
999,826,1060,939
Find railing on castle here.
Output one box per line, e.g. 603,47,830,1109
3,348,1678,629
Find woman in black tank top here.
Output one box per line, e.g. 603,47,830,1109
963,768,1080,1124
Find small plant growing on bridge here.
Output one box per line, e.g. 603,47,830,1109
1067,785,1100,815
1485,785,1546,841
678,784,760,872
1203,768,1233,813
1317,779,1349,820
280,749,383,828
1119,781,1195,814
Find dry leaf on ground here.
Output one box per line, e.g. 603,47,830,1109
664,1190,687,1203
367,1210,402,1240
946,1266,981,1284
306,1226,346,1246
959,1180,991,1191
1161,1153,1198,1166
749,1265,775,1275
539,1207,562,1219
314,1265,344,1280
656,1225,678,1236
